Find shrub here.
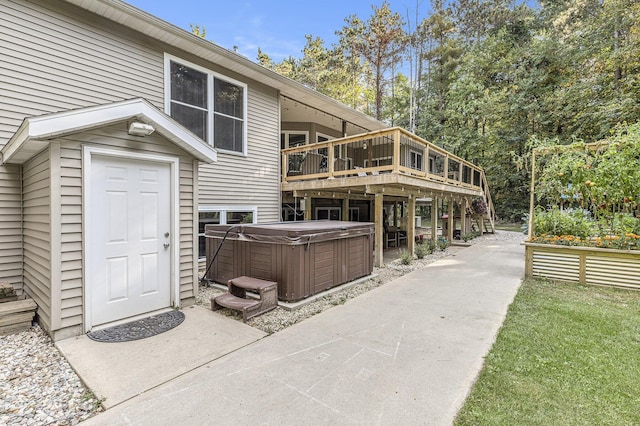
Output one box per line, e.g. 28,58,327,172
437,237,450,251
424,238,437,252
462,230,481,242
415,242,431,259
399,250,413,265
533,207,593,239
612,213,640,236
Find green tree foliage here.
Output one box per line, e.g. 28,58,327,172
253,0,640,221
190,24,206,39
337,1,407,120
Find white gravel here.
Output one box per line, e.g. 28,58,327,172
1,230,523,424
0,326,102,425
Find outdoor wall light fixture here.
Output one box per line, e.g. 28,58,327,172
128,121,155,136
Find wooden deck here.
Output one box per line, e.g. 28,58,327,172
280,127,495,266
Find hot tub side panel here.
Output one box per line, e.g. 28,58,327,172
347,234,374,281
205,238,241,284
205,223,374,302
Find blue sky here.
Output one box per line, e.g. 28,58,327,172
126,0,434,61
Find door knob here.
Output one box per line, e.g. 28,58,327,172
163,242,170,248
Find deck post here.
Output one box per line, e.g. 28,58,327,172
444,155,449,183
446,196,455,242
393,129,401,173
431,196,438,241
374,193,384,267
447,198,454,241
408,195,416,255
342,198,349,221
281,152,287,182
304,195,312,220
460,198,467,237
528,150,536,239
327,141,335,179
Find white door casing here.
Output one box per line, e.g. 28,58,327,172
83,148,179,331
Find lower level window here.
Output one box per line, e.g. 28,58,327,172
198,207,257,259
316,207,341,221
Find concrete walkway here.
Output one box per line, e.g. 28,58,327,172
82,234,524,425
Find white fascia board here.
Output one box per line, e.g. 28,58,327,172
1,98,217,165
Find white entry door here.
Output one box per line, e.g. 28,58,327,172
89,155,172,327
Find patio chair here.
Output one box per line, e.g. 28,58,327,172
301,152,324,175
334,157,348,171
396,230,408,246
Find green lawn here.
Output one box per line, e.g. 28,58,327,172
455,278,640,425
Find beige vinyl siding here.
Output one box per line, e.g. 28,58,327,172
1,0,284,325
0,0,164,147
198,86,281,222
22,149,52,331
0,166,23,291
2,0,282,220
58,145,83,329
51,125,198,330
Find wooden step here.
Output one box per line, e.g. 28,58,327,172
0,298,37,335
212,293,260,311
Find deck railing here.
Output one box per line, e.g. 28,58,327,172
281,126,495,232
282,127,484,190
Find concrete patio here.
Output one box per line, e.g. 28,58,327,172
67,233,524,425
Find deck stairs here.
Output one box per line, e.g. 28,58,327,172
469,171,496,234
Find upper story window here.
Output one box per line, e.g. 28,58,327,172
165,54,247,155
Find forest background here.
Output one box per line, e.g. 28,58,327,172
246,0,640,221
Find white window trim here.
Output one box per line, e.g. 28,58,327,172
315,206,341,220
198,206,258,261
281,131,309,148
316,132,334,143
410,149,424,171
364,156,393,167
164,53,248,156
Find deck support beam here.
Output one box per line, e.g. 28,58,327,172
407,196,415,255
460,197,467,237
374,193,384,267
447,198,454,241
342,198,349,221
431,196,438,241
304,195,312,220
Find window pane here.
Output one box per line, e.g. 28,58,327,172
289,133,307,147
170,62,207,108
199,211,221,234
214,115,243,152
198,212,220,258
214,78,243,118
171,103,207,140
226,211,253,224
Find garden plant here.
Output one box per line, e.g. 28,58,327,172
529,122,640,250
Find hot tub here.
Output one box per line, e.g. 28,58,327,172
205,221,374,302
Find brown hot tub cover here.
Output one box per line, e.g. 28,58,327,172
205,221,374,302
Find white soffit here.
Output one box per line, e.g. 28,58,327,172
1,98,217,165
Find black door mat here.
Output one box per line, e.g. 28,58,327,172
87,310,185,343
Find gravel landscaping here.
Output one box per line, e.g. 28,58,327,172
1,230,523,425
197,231,525,333
0,327,103,425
